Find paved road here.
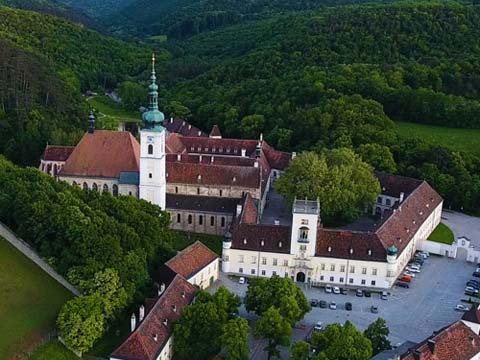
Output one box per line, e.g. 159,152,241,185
442,210,480,247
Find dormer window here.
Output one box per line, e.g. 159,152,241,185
243,238,247,245
163,319,168,326
278,241,282,248
368,249,372,256
172,305,177,312
197,175,202,181
260,240,265,247
328,246,332,253
232,177,237,182
349,248,354,255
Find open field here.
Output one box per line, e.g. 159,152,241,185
28,341,77,360
87,96,141,130
395,121,480,157
428,223,455,244
0,238,72,359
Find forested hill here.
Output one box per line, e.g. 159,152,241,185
0,6,151,165
154,3,480,214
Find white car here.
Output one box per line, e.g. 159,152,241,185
314,321,323,331
238,277,245,284
455,304,470,312
404,271,416,278
465,286,479,294
409,264,421,270
333,286,340,294
406,267,420,273
329,301,337,310
325,285,332,293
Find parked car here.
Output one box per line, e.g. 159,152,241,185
396,281,410,288
467,281,480,289
310,299,319,307
409,264,421,270
356,289,364,297
414,260,424,266
381,291,388,300
333,286,341,294
468,279,480,285
465,289,478,297
465,286,479,294
340,288,348,295
406,267,420,273
364,290,371,297
404,271,416,278
473,271,480,278
319,300,328,308
371,306,379,313
345,302,352,311
399,275,412,283
329,301,337,310
238,277,245,284
325,285,333,293
314,321,323,331
455,304,470,312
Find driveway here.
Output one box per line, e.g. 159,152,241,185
216,254,476,359
442,210,480,248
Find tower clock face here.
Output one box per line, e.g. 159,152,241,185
147,136,154,144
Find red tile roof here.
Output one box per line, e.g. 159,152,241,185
166,194,239,214
262,142,292,170
166,153,256,167
41,145,75,162
163,118,207,137
240,193,258,225
209,124,222,138
110,274,196,360
165,241,219,279
166,162,260,188
401,321,480,360
61,131,140,178
231,223,292,254
377,171,423,198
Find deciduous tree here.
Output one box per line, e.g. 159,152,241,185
221,318,250,360
254,307,292,360
364,318,391,356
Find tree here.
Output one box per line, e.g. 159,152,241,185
254,307,292,360
357,143,397,173
165,100,191,118
57,294,105,354
364,318,391,356
118,81,147,111
290,341,310,360
240,114,265,139
244,275,310,325
275,149,380,225
311,321,372,360
221,318,250,360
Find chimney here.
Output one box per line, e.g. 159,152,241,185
181,291,186,298
130,313,137,332
163,319,168,326
241,148,246,157
292,152,297,159
236,204,243,216
400,192,405,203
254,161,259,168
139,305,145,322
172,305,177,312
274,220,280,226
427,339,435,354
158,283,166,296
177,154,181,161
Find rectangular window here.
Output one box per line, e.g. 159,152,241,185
239,268,243,273
377,196,382,204
221,217,226,227
273,258,278,266
372,268,377,276
251,269,255,275
340,277,344,283
387,271,393,278
177,214,181,223
283,260,289,267
321,263,325,271
320,275,324,281
371,280,376,286
197,188,200,195
272,271,277,276
239,255,244,263
219,189,223,197
362,267,367,275
262,257,267,265
175,186,178,194
350,266,355,273
300,245,307,251
361,279,366,285
349,278,354,284
199,215,203,225
261,270,266,276
330,276,334,282
285,272,289,278
251,256,256,264
330,264,335,272
149,173,153,179
340,265,345,273
210,216,215,226
301,219,309,225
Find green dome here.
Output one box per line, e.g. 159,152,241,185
387,245,398,256
143,109,164,124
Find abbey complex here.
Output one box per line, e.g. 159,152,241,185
40,59,443,292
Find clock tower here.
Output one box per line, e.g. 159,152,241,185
139,54,166,209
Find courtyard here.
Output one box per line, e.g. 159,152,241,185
215,252,476,359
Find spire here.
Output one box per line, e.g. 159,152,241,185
88,109,96,133
142,53,165,129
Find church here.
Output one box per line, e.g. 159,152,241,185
40,56,443,290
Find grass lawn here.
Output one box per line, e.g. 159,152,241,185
0,238,73,359
428,223,455,245
87,96,141,130
173,231,223,255
28,341,77,360
395,121,480,157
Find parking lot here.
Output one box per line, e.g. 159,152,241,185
215,254,476,358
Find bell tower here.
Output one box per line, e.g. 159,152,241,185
139,54,166,209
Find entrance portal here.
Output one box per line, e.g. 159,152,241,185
296,272,306,283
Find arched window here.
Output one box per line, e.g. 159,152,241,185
386,198,391,206
92,183,98,192
148,144,153,155
83,182,88,191
53,164,58,176
113,184,119,196
103,184,109,193
72,181,78,186
299,226,309,241
188,214,193,224
177,214,181,223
